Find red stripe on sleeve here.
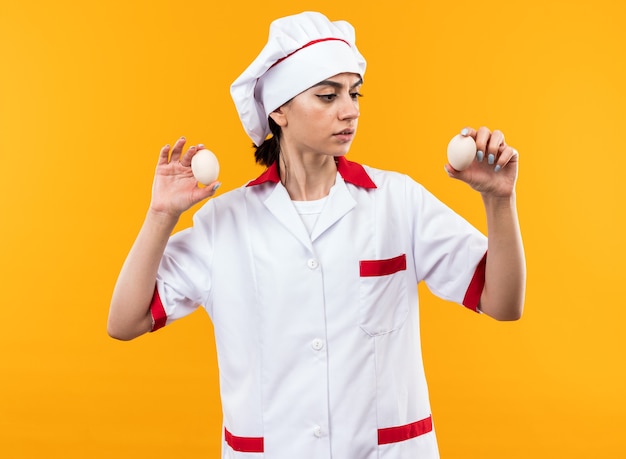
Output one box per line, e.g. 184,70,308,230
463,252,487,312
224,428,264,453
360,254,406,277
149,287,167,332
378,415,433,445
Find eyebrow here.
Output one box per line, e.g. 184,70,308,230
312,77,363,90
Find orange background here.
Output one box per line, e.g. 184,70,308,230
1,0,625,457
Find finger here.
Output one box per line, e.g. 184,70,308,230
444,163,462,180
208,181,222,194
186,180,222,209
460,126,477,138
494,145,519,172
486,129,505,166
169,136,187,162
196,181,222,198
458,127,486,162
158,144,171,165
180,145,198,168
475,126,491,163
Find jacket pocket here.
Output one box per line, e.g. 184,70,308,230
359,254,409,336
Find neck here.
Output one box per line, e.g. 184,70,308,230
279,151,337,201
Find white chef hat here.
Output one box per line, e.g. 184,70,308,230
230,11,366,146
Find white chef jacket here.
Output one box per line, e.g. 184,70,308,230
150,156,488,459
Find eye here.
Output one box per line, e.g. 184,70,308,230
350,92,363,100
316,94,338,102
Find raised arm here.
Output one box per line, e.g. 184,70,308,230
107,138,220,340
445,126,526,321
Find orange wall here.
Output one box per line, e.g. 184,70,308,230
1,0,625,457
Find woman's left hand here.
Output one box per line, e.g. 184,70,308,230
444,126,519,198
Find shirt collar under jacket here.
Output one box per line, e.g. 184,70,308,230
246,156,377,189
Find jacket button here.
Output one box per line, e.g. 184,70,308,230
311,338,324,351
307,259,319,269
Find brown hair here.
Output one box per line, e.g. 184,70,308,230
254,117,282,167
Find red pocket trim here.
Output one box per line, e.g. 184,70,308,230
360,254,407,277
224,428,264,453
378,415,433,445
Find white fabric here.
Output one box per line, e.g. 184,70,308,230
292,195,328,235
230,11,366,146
155,165,487,458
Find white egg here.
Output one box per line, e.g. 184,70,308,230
191,149,220,185
447,134,477,171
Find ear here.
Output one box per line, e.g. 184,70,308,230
269,107,287,128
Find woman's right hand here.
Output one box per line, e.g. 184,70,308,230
149,137,221,218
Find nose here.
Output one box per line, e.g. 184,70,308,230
338,94,360,121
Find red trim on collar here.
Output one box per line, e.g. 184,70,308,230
247,162,281,186
246,156,377,189
337,156,377,189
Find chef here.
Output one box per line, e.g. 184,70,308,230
108,11,526,459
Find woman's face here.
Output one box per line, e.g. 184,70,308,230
270,72,362,158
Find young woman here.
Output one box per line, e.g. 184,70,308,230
108,11,525,459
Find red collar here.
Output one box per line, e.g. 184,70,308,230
246,156,377,189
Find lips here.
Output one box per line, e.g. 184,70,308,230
333,128,356,143
333,131,355,144
334,128,355,136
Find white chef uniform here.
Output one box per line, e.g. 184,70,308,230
150,156,488,458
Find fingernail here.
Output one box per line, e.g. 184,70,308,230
198,144,205,149
488,154,495,165
212,182,221,191
180,136,186,140
477,150,484,162
461,128,469,136
494,165,501,172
